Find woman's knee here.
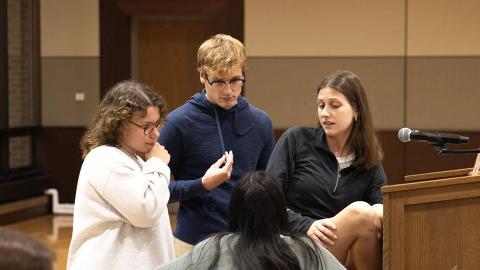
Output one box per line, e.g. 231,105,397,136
371,204,384,224
344,202,382,232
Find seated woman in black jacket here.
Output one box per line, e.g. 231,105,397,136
267,70,386,270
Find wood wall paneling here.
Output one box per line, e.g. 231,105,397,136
0,0,8,175
0,196,50,225
382,174,480,269
137,19,209,111
0,172,51,204
102,0,243,97
100,0,131,95
36,127,84,203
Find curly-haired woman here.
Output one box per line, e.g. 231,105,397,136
67,80,174,270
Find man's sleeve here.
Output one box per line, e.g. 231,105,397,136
158,117,208,202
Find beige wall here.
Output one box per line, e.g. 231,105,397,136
38,0,480,130
408,0,480,56
245,0,405,57
406,58,480,130
245,0,480,56
40,0,99,127
246,57,405,130
245,0,480,131
40,0,99,57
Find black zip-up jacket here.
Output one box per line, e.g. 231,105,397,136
266,127,387,233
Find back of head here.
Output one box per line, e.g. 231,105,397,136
212,171,322,270
318,70,383,169
229,171,289,238
199,172,324,270
0,228,55,270
197,34,246,75
80,80,167,158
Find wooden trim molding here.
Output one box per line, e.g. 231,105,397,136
0,195,50,225
0,195,48,215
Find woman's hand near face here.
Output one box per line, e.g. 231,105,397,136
145,142,170,165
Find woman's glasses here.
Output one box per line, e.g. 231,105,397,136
129,119,166,135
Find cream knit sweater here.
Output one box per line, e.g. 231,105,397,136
67,146,174,270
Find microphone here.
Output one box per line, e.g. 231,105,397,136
398,127,469,145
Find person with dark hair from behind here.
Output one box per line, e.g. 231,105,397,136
155,171,346,270
267,70,386,270
67,80,176,269
0,227,55,270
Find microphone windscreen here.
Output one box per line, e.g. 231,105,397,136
398,127,411,142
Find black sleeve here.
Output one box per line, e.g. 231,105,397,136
365,164,388,204
266,128,295,191
287,209,316,233
256,117,275,170
267,128,316,233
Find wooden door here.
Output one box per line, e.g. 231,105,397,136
136,18,211,112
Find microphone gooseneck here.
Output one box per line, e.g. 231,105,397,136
397,127,479,155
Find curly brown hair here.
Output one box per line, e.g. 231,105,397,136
80,80,167,159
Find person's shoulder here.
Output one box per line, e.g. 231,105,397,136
85,145,118,160
283,236,346,270
282,126,316,139
188,234,236,262
370,162,387,179
167,102,196,120
163,103,203,132
282,235,314,246
84,146,136,170
194,233,236,249
246,102,268,116
243,102,272,122
79,146,128,187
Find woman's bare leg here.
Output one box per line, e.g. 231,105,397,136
322,201,383,270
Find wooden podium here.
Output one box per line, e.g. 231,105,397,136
382,168,480,270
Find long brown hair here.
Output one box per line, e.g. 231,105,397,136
318,71,383,169
80,80,167,159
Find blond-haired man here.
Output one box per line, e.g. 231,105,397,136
159,34,275,255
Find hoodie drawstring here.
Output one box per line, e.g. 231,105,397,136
214,109,226,153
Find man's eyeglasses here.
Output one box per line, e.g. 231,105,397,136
205,75,245,90
129,119,166,135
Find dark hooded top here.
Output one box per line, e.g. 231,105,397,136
158,90,275,244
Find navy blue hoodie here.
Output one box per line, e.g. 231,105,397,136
158,91,275,244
